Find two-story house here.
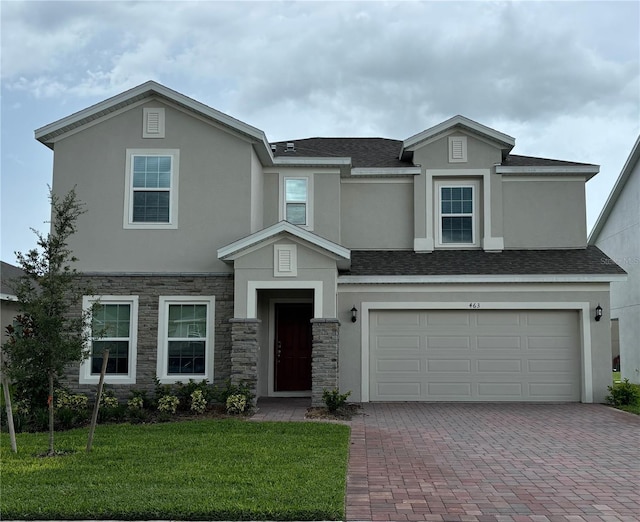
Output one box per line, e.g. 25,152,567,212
35,81,625,405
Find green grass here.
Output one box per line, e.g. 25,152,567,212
1,419,350,520
613,371,621,383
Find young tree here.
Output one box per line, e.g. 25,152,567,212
2,187,92,455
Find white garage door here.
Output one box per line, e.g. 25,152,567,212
369,309,581,402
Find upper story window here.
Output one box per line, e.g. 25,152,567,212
80,296,139,384
285,178,308,224
124,149,179,229
435,179,479,247
280,174,314,229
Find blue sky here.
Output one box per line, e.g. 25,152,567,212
1,0,639,264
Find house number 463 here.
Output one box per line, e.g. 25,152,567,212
469,302,481,309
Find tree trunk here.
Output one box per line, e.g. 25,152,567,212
48,371,55,455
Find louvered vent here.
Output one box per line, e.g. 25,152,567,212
274,244,297,277
143,108,165,138
448,136,467,163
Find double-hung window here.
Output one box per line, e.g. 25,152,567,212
435,180,479,247
280,175,313,228
80,296,138,384
157,296,215,383
124,149,179,229
284,178,308,225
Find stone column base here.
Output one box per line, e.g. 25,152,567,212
230,318,261,406
311,318,340,407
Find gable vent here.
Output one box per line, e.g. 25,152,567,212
143,108,165,138
274,244,297,277
448,136,467,163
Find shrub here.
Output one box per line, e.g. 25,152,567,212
55,389,88,411
322,388,351,413
214,379,254,405
127,396,144,411
226,393,247,415
606,379,640,406
190,390,207,414
158,395,180,414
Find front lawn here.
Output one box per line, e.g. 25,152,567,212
1,419,350,520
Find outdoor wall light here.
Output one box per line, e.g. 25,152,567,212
351,306,358,323
595,304,603,322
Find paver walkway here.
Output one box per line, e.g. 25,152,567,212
346,403,640,522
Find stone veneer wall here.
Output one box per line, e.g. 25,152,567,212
230,319,261,405
310,318,340,407
65,274,234,400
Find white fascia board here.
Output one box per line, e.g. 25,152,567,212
351,167,421,176
272,157,352,167
497,165,599,180
0,293,18,302
403,115,515,152
35,81,274,162
217,221,350,262
338,274,627,284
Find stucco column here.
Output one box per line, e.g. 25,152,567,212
310,318,340,407
229,318,261,406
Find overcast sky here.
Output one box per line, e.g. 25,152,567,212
1,0,639,264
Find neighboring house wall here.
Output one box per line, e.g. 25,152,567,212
0,300,19,346
591,140,640,383
1,262,24,346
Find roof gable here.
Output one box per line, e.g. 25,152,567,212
401,115,516,160
35,81,274,164
217,221,350,269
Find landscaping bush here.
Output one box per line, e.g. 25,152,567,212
322,388,351,413
606,378,640,407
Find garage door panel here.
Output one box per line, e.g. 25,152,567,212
427,359,471,372
427,311,471,326
477,382,523,398
427,336,471,349
427,382,472,398
369,309,580,402
477,336,522,349
376,335,422,351
376,358,422,373
376,382,421,399
477,359,522,373
476,311,522,326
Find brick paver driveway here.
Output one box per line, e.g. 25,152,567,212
346,403,639,522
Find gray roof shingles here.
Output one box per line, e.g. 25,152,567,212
271,138,596,169
344,246,626,276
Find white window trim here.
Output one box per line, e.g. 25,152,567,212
80,295,139,385
123,148,179,229
279,173,314,229
435,179,480,248
157,296,215,384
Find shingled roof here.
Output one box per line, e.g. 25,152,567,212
270,138,596,170
344,246,626,277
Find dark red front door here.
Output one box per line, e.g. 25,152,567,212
274,303,313,391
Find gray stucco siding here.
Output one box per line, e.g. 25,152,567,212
52,101,257,273
503,179,587,249
340,181,414,249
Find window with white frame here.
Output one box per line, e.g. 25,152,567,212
157,296,215,383
284,178,308,225
124,149,179,229
80,296,138,384
435,180,479,247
